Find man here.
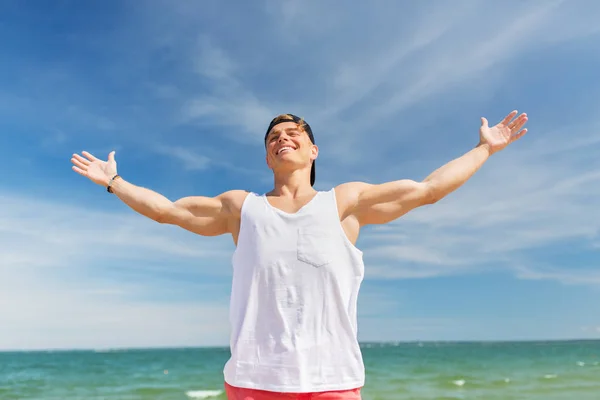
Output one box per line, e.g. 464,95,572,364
71,110,528,399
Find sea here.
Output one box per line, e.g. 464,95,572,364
1,340,598,399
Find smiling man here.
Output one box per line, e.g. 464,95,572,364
71,111,528,400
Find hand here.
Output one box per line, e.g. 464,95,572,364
71,150,118,187
479,110,528,155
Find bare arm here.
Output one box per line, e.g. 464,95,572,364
71,150,245,237
340,144,490,225
107,177,177,221
109,178,244,236
342,111,528,226
422,142,491,202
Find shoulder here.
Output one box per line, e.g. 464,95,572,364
334,181,372,218
220,189,251,201
220,190,251,216
334,181,372,201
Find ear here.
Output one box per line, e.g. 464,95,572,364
310,144,319,162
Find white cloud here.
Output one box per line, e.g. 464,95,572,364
315,0,598,141
178,36,276,143
580,326,600,335
359,121,600,283
0,191,235,350
513,265,600,286
146,0,600,173
153,145,212,171
316,2,475,119
0,282,230,350
148,0,600,285
65,105,116,131
4,0,600,349
194,35,238,81
182,96,274,142
0,193,231,263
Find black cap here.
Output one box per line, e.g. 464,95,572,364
264,114,316,186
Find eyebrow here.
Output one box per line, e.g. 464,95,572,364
266,126,301,140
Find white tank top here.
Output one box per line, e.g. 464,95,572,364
223,189,365,393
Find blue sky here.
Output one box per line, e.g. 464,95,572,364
1,0,600,350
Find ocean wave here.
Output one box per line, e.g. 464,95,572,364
186,390,223,399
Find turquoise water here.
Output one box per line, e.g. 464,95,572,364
1,341,598,399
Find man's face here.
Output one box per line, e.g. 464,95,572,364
265,121,317,170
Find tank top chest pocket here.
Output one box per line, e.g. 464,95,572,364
296,227,334,268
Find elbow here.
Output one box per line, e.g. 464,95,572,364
154,213,166,224
153,207,171,224
422,183,440,205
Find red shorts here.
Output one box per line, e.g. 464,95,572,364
224,382,362,400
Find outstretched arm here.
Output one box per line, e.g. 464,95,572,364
109,178,244,236
341,110,528,225
71,150,245,236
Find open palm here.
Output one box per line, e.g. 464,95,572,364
479,110,528,155
71,151,117,186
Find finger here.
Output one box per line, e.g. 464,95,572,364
508,113,527,127
501,110,518,126
510,128,528,142
72,153,91,166
108,150,116,162
82,151,98,161
509,114,528,132
72,165,88,176
481,117,489,128
71,157,88,170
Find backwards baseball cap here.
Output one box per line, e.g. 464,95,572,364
264,114,316,186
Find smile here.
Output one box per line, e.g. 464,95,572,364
276,146,296,155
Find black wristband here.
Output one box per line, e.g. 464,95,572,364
107,174,120,193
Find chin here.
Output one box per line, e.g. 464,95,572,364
275,152,299,162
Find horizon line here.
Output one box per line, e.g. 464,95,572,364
2,338,599,353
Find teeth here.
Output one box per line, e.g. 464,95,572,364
277,146,294,154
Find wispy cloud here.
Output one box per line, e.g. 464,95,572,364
152,145,212,171
306,0,600,165
0,191,234,349
154,0,600,171
178,36,276,143
0,193,231,264
581,326,600,334
344,0,597,122
2,0,600,348
65,105,116,131
360,121,600,283
512,264,600,286
0,283,230,350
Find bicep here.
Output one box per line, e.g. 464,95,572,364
174,214,231,237
157,194,231,236
353,180,433,226
355,201,411,225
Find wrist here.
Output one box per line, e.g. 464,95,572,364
106,174,121,193
476,141,492,155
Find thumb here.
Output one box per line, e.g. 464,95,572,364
108,150,116,162
481,117,489,128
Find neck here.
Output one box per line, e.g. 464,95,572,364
270,168,315,198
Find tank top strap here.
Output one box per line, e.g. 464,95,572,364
315,188,342,224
